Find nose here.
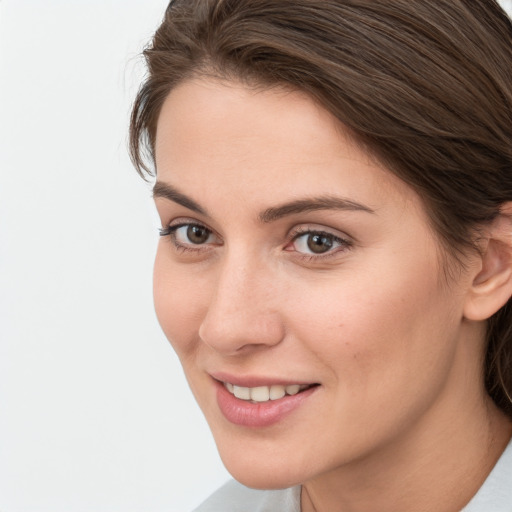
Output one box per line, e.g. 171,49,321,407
198,252,285,356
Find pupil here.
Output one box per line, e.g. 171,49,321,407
187,225,209,244
307,234,333,254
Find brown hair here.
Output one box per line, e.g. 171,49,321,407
130,0,512,415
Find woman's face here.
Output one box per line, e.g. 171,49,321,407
153,79,480,488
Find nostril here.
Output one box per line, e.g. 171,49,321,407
198,306,285,355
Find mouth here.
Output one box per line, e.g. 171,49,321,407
222,381,317,403
213,376,320,427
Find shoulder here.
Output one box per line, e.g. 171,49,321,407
193,480,301,512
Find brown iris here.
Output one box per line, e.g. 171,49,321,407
307,233,334,254
187,225,210,244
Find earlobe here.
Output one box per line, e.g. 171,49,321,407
464,203,512,322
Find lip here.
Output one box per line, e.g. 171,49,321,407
210,371,315,388
213,376,319,428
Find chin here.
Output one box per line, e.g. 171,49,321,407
225,462,301,490
215,437,311,490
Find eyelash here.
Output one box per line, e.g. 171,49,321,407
159,222,353,259
287,226,353,260
159,223,218,253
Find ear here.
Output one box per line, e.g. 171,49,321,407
464,203,512,321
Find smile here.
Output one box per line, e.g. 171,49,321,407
223,382,314,402
216,379,319,427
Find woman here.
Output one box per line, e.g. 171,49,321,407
130,1,512,510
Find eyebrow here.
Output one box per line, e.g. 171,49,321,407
259,196,375,223
153,181,208,216
153,181,374,222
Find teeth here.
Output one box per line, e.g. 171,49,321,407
233,385,251,400
269,385,286,400
285,384,300,395
224,382,311,402
250,386,270,402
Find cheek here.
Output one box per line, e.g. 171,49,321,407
280,266,463,458
287,258,460,393
153,247,207,357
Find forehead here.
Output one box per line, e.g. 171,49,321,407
155,78,349,167
155,78,416,210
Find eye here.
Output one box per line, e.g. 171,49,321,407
176,224,213,244
159,222,219,248
290,230,351,256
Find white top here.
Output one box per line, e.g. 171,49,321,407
194,481,300,512
194,438,512,511
462,436,512,511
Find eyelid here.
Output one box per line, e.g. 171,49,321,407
288,223,352,242
159,219,222,252
159,217,217,236
286,224,354,259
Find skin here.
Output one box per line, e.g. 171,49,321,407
152,78,512,512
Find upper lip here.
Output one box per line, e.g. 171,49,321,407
210,371,317,388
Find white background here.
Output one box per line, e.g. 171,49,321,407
1,1,511,511
0,1,229,511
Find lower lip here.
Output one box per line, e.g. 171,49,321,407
215,381,318,428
